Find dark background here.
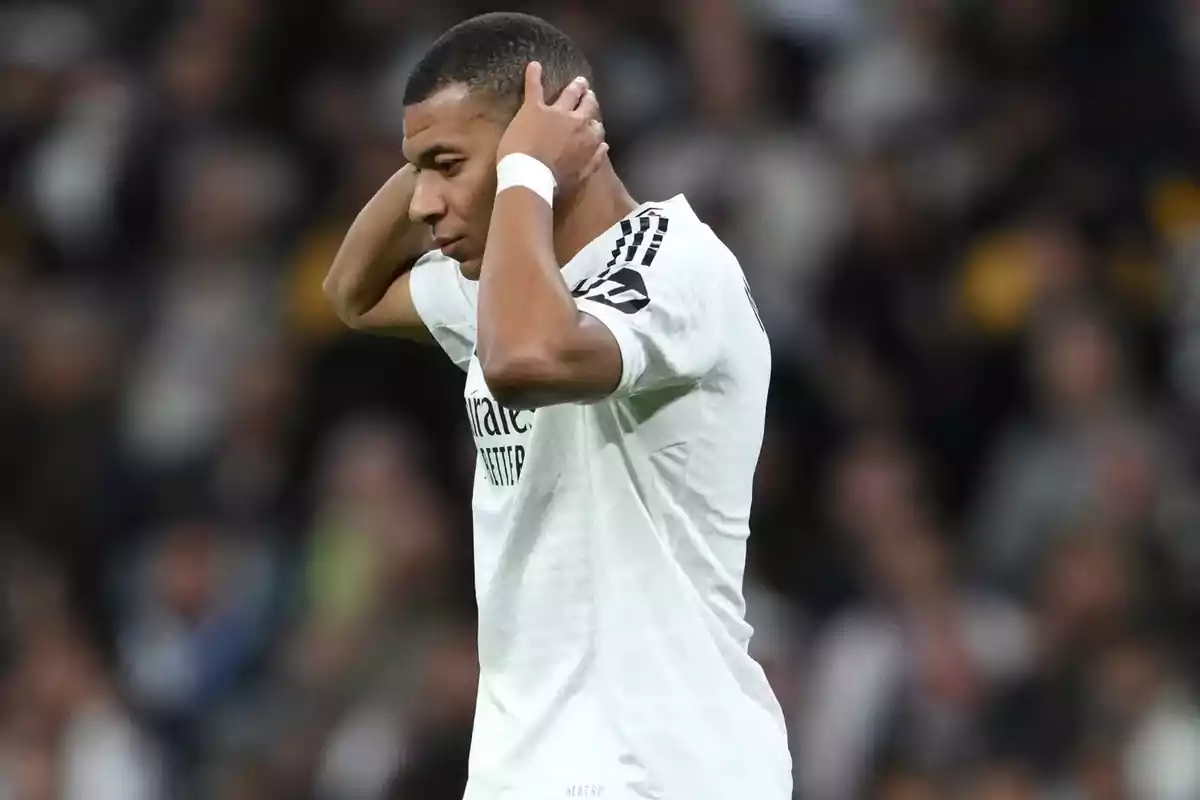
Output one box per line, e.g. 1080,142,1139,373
1,0,1200,797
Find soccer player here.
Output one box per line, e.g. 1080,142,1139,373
323,12,790,800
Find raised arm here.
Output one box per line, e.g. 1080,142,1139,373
478,66,721,409
323,164,434,339
477,65,622,407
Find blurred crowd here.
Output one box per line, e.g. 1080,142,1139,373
2,0,1200,798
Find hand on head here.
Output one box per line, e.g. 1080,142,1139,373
497,61,608,195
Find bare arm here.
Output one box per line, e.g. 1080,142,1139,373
477,188,622,408
323,164,434,339
477,67,622,408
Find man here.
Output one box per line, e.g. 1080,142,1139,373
323,12,790,800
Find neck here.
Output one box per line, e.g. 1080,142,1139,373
552,159,637,266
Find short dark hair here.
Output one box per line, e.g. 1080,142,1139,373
403,12,594,113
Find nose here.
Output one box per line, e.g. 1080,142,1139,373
409,171,446,226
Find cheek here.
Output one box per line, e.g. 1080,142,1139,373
456,165,497,230
475,190,497,232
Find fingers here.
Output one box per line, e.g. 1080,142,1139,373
554,75,589,110
580,142,610,183
575,89,600,122
524,61,544,106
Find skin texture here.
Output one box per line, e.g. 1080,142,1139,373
322,163,432,340
473,65,629,408
403,82,509,279
327,62,639,408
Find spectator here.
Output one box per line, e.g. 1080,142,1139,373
797,435,1029,800
10,617,164,800
115,516,278,786
1091,633,1200,799
973,300,1200,595
982,531,1139,790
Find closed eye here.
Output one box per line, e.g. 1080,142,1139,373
435,158,464,177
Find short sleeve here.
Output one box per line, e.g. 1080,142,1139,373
572,222,721,397
408,251,478,371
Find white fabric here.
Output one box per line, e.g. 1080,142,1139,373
409,195,790,800
1127,690,1200,800
60,703,163,800
495,153,557,207
408,251,479,372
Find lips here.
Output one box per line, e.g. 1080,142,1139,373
435,237,465,258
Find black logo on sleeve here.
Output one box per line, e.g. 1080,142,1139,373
572,265,649,314
571,211,669,315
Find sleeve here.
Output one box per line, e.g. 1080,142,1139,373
407,251,478,372
572,224,721,397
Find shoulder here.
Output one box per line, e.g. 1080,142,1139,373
414,250,474,284
572,197,734,312
602,196,730,271
412,250,478,306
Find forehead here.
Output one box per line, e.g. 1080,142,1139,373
402,84,505,161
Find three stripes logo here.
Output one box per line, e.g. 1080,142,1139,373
572,209,669,314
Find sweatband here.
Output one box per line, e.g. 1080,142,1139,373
496,153,556,207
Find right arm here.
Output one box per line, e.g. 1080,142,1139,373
322,163,433,339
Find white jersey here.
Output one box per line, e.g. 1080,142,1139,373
409,195,791,800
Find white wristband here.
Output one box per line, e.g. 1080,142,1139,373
496,153,556,207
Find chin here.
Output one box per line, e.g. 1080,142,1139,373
459,258,483,280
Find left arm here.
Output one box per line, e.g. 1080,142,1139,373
476,187,622,409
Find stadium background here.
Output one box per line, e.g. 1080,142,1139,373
2,0,1200,797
